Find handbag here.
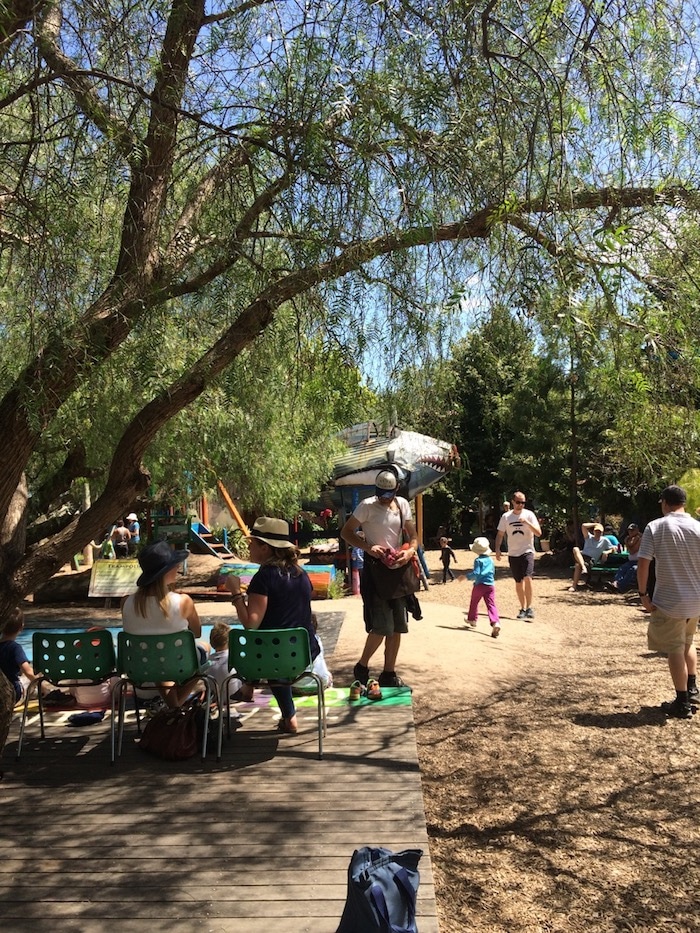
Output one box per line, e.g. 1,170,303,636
138,701,200,760
336,846,423,933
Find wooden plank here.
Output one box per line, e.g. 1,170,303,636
1,679,438,932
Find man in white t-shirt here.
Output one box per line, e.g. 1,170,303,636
495,491,541,621
340,470,418,690
637,484,700,719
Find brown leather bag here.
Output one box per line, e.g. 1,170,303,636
138,702,200,760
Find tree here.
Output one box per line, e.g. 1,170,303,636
1,0,700,612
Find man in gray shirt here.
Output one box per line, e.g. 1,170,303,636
636,485,700,719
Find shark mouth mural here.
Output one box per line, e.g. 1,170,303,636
325,423,460,516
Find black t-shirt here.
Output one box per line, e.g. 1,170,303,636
248,563,319,659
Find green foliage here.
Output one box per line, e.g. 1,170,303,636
3,0,700,600
325,574,347,600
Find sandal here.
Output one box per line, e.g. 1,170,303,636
366,678,383,701
349,680,366,701
277,718,298,734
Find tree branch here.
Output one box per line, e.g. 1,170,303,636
35,4,138,162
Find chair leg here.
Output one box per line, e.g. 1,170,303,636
38,685,46,739
200,678,216,761
110,680,126,763
212,679,224,762
219,673,236,741
15,683,37,759
309,673,325,760
116,683,129,759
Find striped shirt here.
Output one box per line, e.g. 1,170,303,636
637,511,700,618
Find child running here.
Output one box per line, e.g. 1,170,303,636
466,537,501,637
439,536,458,583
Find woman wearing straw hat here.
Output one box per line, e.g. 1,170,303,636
224,517,320,735
121,540,202,708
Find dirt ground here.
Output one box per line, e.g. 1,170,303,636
409,548,700,933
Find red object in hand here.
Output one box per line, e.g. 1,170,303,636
380,547,400,567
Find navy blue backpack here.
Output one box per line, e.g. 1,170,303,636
336,846,423,933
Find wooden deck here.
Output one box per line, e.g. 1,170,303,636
0,667,438,931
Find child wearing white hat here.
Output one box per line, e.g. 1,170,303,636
466,537,501,637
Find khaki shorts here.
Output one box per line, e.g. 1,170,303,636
647,608,698,654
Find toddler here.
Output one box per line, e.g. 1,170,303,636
208,622,249,703
466,537,501,637
0,608,69,703
440,536,458,583
293,613,333,694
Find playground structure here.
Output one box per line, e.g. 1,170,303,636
154,424,458,592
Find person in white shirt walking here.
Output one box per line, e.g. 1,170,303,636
495,491,542,621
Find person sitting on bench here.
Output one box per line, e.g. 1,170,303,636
569,522,615,591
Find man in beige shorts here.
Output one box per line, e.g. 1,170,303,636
636,485,700,719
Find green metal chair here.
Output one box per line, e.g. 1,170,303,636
221,627,326,760
16,629,117,758
113,630,219,763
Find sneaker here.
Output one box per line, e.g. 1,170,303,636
366,678,383,700
490,622,501,638
43,690,77,707
524,608,535,621
378,671,407,688
353,662,369,685
688,687,700,707
661,698,695,720
349,680,365,701
516,608,527,620
465,617,477,628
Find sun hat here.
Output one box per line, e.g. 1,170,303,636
126,512,138,521
249,516,295,549
375,470,398,499
471,536,492,555
136,540,189,587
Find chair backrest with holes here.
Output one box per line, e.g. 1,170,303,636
32,630,116,685
228,627,312,682
117,630,200,686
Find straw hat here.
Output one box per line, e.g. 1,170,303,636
249,517,295,549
